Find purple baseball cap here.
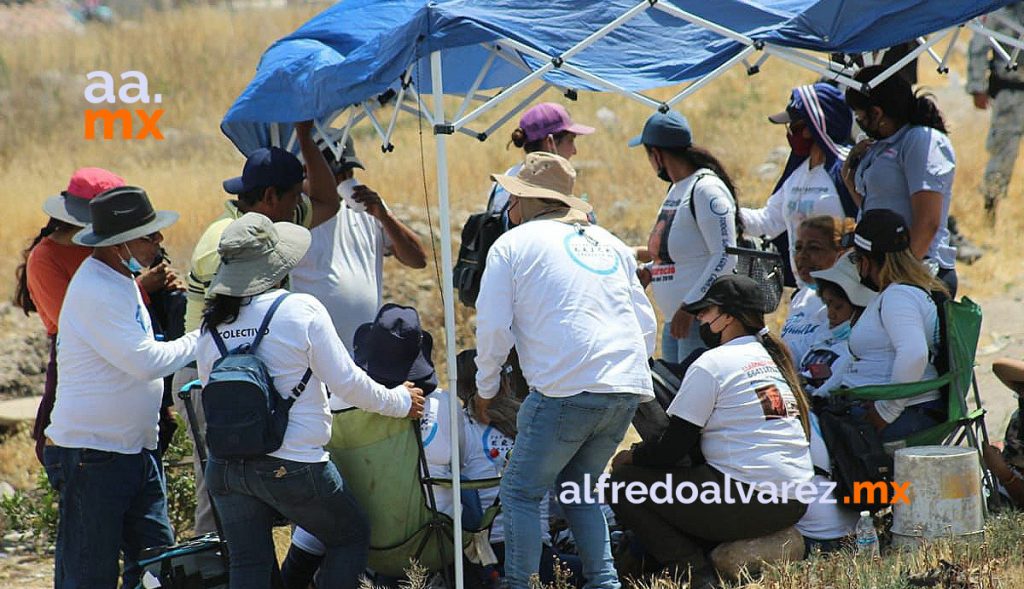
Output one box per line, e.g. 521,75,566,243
519,103,595,143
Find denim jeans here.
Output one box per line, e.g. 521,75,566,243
501,392,640,589
206,456,370,589
660,320,702,364
42,445,174,589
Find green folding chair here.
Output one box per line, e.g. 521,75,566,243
832,297,998,502
324,409,500,579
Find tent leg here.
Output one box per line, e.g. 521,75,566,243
431,48,465,589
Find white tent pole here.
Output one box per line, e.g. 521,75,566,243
430,48,464,589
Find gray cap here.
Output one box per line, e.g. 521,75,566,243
317,129,365,174
628,110,693,149
208,213,311,297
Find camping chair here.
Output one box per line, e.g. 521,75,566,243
324,409,501,581
832,297,999,503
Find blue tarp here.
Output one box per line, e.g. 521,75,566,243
222,0,1014,153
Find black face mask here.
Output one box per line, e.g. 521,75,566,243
657,166,672,183
856,111,884,141
698,315,724,348
857,258,880,292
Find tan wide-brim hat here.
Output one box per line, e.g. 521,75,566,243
491,152,593,214
208,212,312,297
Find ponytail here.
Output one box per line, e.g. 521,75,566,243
651,144,745,236
733,309,811,439
507,129,573,154
909,92,948,134
202,294,243,333
13,218,69,315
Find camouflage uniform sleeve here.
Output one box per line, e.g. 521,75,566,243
294,194,314,229
967,27,992,95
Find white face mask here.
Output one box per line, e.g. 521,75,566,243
830,320,852,341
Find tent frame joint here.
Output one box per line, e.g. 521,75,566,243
434,123,455,135
657,102,670,113
476,132,488,142
564,89,578,101
551,56,564,68
646,0,658,6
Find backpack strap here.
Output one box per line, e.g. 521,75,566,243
687,172,715,220
249,293,292,354
209,327,230,358
289,368,313,401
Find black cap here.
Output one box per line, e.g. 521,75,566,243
842,209,910,254
683,275,763,315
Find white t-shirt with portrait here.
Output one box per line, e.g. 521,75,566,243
648,169,738,313
667,336,813,490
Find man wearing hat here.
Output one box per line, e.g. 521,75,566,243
630,109,738,363
742,83,857,287
17,168,185,464
175,120,338,534
290,129,427,349
44,186,198,589
474,152,656,589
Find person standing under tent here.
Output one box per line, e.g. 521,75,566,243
842,65,959,296
43,187,198,589
968,1,1024,223
631,110,738,363
197,213,424,589
487,102,594,215
290,129,427,350
172,120,339,535
741,83,856,288
474,153,656,589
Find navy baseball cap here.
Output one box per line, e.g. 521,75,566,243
628,110,692,149
223,147,305,195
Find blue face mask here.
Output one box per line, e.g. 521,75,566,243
120,245,144,275
830,320,852,341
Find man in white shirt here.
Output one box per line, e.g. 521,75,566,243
290,131,427,348
473,152,657,589
44,186,198,589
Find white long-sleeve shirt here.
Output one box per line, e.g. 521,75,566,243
48,257,198,454
740,160,845,287
840,285,940,423
196,289,412,463
475,219,656,400
647,169,737,312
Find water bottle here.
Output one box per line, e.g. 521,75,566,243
855,510,879,557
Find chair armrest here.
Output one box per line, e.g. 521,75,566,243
829,372,954,401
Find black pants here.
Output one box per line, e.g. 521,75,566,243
610,463,806,570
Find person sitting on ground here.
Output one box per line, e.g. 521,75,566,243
488,102,594,215
196,213,425,589
798,251,877,397
175,120,339,535
610,275,813,589
981,359,1024,507
290,130,427,349
43,186,198,589
631,109,739,362
742,83,856,287
781,215,852,364
841,208,949,441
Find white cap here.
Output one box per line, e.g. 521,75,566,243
860,510,871,517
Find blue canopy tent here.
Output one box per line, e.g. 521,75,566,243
221,1,1021,585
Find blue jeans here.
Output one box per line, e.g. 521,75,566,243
206,456,369,589
43,445,174,589
853,399,945,442
502,392,639,589
661,320,702,363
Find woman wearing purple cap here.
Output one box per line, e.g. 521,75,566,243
487,102,594,214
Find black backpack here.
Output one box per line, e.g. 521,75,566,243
454,188,508,308
815,402,894,513
202,293,312,460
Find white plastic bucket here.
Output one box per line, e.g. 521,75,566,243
891,446,984,547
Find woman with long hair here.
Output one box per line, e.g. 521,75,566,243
610,274,812,587
487,102,594,214
631,110,740,363
13,168,125,463
842,209,950,441
843,65,959,295
196,213,424,589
